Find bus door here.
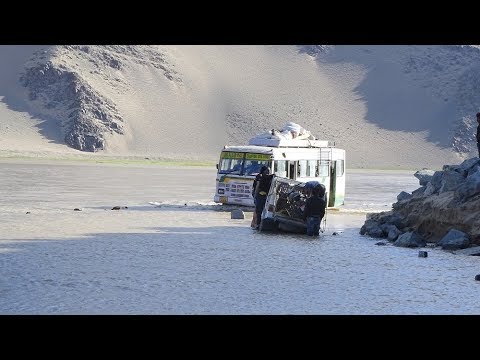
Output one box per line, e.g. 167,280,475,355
329,161,337,207
289,161,296,180
329,159,345,207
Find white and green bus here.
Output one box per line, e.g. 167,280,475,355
214,137,346,209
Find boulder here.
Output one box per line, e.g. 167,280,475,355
394,231,426,248
437,229,470,250
231,209,245,219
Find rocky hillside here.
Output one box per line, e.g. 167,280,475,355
2,45,480,168
18,46,180,152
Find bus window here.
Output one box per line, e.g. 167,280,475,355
307,160,316,177
244,160,269,175
232,160,243,174
219,158,244,174
218,151,245,174
274,160,287,178
298,160,307,177
318,161,329,177
336,159,345,176
244,160,257,175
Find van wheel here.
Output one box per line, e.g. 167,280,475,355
273,221,279,232
259,218,276,232
258,219,265,232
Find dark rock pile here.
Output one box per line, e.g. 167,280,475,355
360,158,480,249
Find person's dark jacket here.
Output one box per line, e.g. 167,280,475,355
303,195,326,221
254,174,273,196
477,124,480,142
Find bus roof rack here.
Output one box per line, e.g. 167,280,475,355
248,138,330,148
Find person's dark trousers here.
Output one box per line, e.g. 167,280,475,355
477,142,480,158
306,216,321,236
255,195,267,227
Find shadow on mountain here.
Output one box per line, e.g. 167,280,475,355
0,45,66,147
0,95,66,146
296,45,480,149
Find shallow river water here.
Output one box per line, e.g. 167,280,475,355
0,161,478,314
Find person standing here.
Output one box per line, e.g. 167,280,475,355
303,184,326,236
253,166,273,229
476,112,480,158
250,170,260,229
250,194,258,229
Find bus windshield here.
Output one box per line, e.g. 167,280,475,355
218,152,271,175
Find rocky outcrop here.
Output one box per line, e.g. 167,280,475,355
360,158,480,247
20,60,123,152
18,45,180,152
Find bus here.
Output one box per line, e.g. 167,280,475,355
213,133,346,209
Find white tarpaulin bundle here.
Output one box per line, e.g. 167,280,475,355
249,122,316,143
